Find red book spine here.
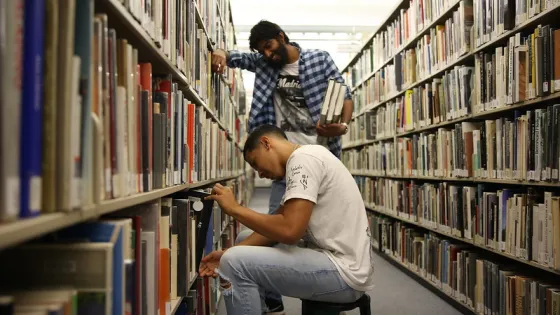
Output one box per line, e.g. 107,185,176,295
187,104,195,183
140,63,152,189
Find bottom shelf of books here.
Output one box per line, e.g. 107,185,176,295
0,177,250,315
367,211,560,315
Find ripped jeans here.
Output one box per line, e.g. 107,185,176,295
217,233,363,315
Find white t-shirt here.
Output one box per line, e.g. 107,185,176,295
273,60,318,145
281,145,375,292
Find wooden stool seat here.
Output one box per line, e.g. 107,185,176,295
301,293,371,315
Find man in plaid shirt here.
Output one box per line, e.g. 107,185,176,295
211,20,353,314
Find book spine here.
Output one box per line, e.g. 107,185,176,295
0,0,24,220
19,0,46,217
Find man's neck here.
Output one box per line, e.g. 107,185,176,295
278,141,301,169
285,44,300,64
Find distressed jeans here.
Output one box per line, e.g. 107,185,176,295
238,179,287,309
218,235,363,315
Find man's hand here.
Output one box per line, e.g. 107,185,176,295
199,250,225,278
211,49,228,74
316,122,346,137
205,183,240,215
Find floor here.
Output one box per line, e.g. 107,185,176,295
217,188,463,315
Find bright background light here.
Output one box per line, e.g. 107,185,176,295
229,0,399,112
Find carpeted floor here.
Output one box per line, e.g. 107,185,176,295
217,188,464,315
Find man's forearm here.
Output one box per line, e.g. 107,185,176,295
235,231,276,247
230,205,296,244
342,99,354,124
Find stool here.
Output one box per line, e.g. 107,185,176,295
301,293,371,315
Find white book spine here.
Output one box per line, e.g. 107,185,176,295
0,0,23,220
71,56,83,208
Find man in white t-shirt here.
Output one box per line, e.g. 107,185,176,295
200,125,375,315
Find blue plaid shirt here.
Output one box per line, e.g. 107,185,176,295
227,42,351,158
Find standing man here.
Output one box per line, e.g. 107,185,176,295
211,20,354,313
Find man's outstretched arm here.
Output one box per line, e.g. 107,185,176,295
229,198,313,245
212,49,260,73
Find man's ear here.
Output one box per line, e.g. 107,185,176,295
277,32,285,44
260,136,271,150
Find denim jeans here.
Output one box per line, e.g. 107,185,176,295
251,179,286,308
268,179,286,214
219,234,363,315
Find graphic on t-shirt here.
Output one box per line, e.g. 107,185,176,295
286,164,302,192
275,74,316,136
300,174,308,190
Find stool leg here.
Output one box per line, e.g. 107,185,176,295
301,301,341,315
360,302,371,315
301,301,311,315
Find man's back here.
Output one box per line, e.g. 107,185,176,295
282,145,375,292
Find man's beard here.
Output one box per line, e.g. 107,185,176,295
266,44,289,69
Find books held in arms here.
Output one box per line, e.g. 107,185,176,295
318,79,346,146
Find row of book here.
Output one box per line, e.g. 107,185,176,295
347,16,560,145
0,178,247,315
352,64,399,112
345,0,464,87
347,0,560,94
367,212,560,314
111,0,246,140
395,2,473,89
113,0,238,96
347,64,475,149
0,179,243,315
473,24,560,114
0,0,244,222
344,104,560,182
472,0,560,49
347,11,560,127
357,176,560,271
349,0,474,119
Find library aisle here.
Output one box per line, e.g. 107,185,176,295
217,188,463,315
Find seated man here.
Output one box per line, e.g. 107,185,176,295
200,124,375,315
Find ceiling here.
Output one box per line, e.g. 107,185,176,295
229,0,399,110
231,0,398,28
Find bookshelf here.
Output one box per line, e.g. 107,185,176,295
365,203,560,276
342,0,560,313
0,0,250,314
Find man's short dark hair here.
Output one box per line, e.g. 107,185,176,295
249,20,290,52
243,125,288,159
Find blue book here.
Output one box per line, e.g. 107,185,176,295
19,0,46,217
74,0,93,204
204,210,214,256
44,221,124,315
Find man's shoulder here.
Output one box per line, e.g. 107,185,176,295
301,48,329,60
290,145,330,163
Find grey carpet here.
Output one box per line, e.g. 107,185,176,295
216,188,463,315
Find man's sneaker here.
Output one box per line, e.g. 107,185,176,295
264,298,285,315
